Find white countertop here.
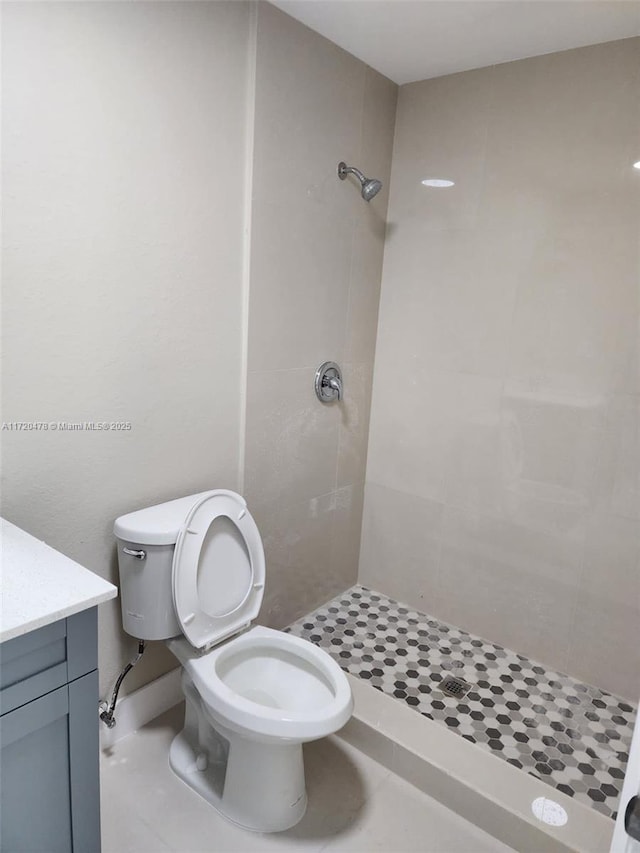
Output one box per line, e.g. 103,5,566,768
1,518,117,643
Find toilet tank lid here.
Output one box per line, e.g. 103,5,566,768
114,491,214,546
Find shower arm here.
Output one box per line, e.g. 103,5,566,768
338,163,366,184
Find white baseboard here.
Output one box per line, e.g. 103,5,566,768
99,667,183,751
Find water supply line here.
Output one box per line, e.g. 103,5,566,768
99,640,146,729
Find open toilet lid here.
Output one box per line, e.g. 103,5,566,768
172,490,265,650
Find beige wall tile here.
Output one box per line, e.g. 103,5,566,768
376,225,534,379
359,69,398,216
252,3,365,217
481,39,640,236
568,599,640,703
345,216,387,366
612,311,640,395
442,377,504,516
246,3,397,628
256,484,364,630
248,196,353,371
498,382,606,510
389,66,494,231
331,483,366,592
594,394,640,521
343,68,398,367
245,367,340,508
567,516,640,700
362,38,639,692
257,490,338,629
368,368,503,504
360,483,443,611
507,223,639,396
580,514,640,610
366,366,453,503
337,363,373,489
437,505,585,671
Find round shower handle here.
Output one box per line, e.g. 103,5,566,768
315,362,343,403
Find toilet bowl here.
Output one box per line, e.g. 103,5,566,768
114,490,353,832
168,626,352,742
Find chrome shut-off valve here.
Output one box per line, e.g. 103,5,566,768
315,362,343,403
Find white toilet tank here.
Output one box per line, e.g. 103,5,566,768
114,491,212,641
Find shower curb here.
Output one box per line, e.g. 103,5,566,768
336,674,614,853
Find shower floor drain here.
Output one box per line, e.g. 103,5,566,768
439,675,472,699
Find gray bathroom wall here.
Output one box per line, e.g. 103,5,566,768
360,38,640,700
245,3,397,628
1,1,253,695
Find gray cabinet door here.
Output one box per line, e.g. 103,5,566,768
0,671,101,853
0,684,72,853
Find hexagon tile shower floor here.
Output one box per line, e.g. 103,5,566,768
288,585,636,820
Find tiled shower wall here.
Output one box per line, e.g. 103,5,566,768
245,3,397,628
361,38,640,701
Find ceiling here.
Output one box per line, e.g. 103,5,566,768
270,0,640,84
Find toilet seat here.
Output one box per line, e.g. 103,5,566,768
172,490,265,650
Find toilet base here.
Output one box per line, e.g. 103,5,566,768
169,673,308,832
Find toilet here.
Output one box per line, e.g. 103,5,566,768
114,489,353,832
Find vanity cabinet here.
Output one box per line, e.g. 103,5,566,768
0,607,101,853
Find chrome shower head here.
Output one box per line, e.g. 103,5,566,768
338,161,383,202
361,177,383,202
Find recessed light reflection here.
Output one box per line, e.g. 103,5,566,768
421,178,455,187
634,161,640,170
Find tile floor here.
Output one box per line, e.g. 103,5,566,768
100,706,513,853
288,585,637,821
